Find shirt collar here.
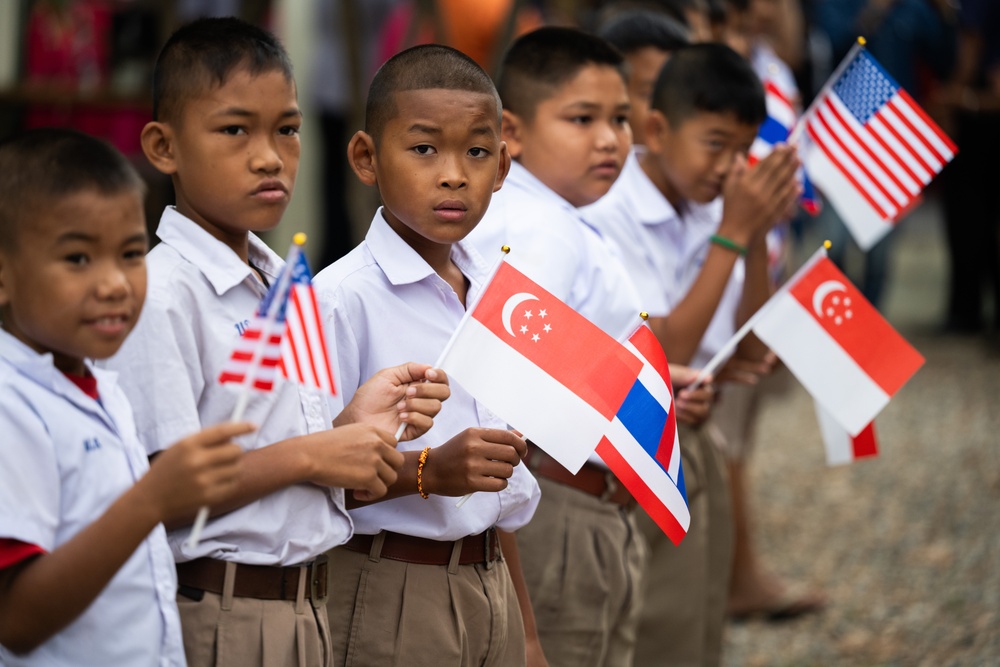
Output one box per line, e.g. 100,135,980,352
155,207,283,296
364,208,491,288
623,148,682,227
0,328,121,429
506,161,579,217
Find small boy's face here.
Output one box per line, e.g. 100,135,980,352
143,68,300,248
351,88,508,252
505,64,632,208
0,190,148,375
646,110,758,204
625,47,672,146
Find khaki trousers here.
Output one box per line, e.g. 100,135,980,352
516,477,647,667
633,421,733,667
178,562,331,667
326,535,526,667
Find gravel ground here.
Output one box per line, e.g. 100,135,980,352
721,202,1000,667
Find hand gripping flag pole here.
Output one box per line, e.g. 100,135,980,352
185,234,337,550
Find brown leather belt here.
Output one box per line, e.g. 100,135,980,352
525,443,634,507
342,528,501,566
176,556,328,601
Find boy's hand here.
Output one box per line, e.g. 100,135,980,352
306,424,404,501
336,363,451,441
422,428,527,496
669,364,715,426
141,422,251,523
716,351,778,385
718,145,801,242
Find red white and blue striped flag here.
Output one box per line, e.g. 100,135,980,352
750,79,821,215
799,45,956,250
218,239,337,395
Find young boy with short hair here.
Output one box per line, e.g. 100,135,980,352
0,128,248,666
465,27,714,666
105,18,449,667
582,42,799,666
314,44,544,667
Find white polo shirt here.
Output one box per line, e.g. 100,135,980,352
0,330,184,667
104,207,352,566
313,211,540,541
582,150,744,369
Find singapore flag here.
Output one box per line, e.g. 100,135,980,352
753,251,924,436
438,260,645,474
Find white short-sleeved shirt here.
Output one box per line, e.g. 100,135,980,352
582,150,744,369
103,208,351,566
313,211,540,540
467,160,645,467
0,330,184,667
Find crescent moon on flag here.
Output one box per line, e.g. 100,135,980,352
812,280,848,318
501,292,539,336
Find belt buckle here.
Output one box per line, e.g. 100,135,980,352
309,554,329,608
484,529,496,570
600,471,619,504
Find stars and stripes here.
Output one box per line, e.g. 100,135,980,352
218,242,337,396
800,46,956,249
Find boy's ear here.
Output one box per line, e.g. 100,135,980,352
347,131,378,187
500,110,525,160
493,141,512,193
140,121,178,175
644,110,671,155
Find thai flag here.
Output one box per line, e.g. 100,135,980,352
597,323,689,544
750,80,821,216
800,46,956,250
439,261,689,541
218,241,337,396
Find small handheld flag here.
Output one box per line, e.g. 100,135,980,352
796,39,957,250
187,235,336,550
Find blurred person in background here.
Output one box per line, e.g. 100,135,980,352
932,0,1000,336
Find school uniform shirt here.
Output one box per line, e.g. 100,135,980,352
103,207,351,566
0,330,184,667
313,211,540,541
582,149,744,369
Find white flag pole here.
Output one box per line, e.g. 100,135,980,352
184,235,305,551
788,37,867,146
687,242,831,390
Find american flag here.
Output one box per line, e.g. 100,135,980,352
218,241,337,395
800,46,957,250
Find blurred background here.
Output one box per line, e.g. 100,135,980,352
0,1,997,664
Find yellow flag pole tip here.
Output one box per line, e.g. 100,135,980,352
857,36,866,46
639,312,649,321
293,232,307,246
823,239,832,249
501,245,511,254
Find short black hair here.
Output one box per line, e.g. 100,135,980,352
496,27,625,121
366,44,500,144
599,9,691,56
152,16,294,123
651,43,765,127
0,128,145,249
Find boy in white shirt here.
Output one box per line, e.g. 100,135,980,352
467,27,714,666
583,43,799,666
0,128,247,666
106,18,449,667
314,45,543,666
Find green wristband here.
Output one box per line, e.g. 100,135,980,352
709,234,748,256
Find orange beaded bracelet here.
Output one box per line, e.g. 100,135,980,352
417,446,431,499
